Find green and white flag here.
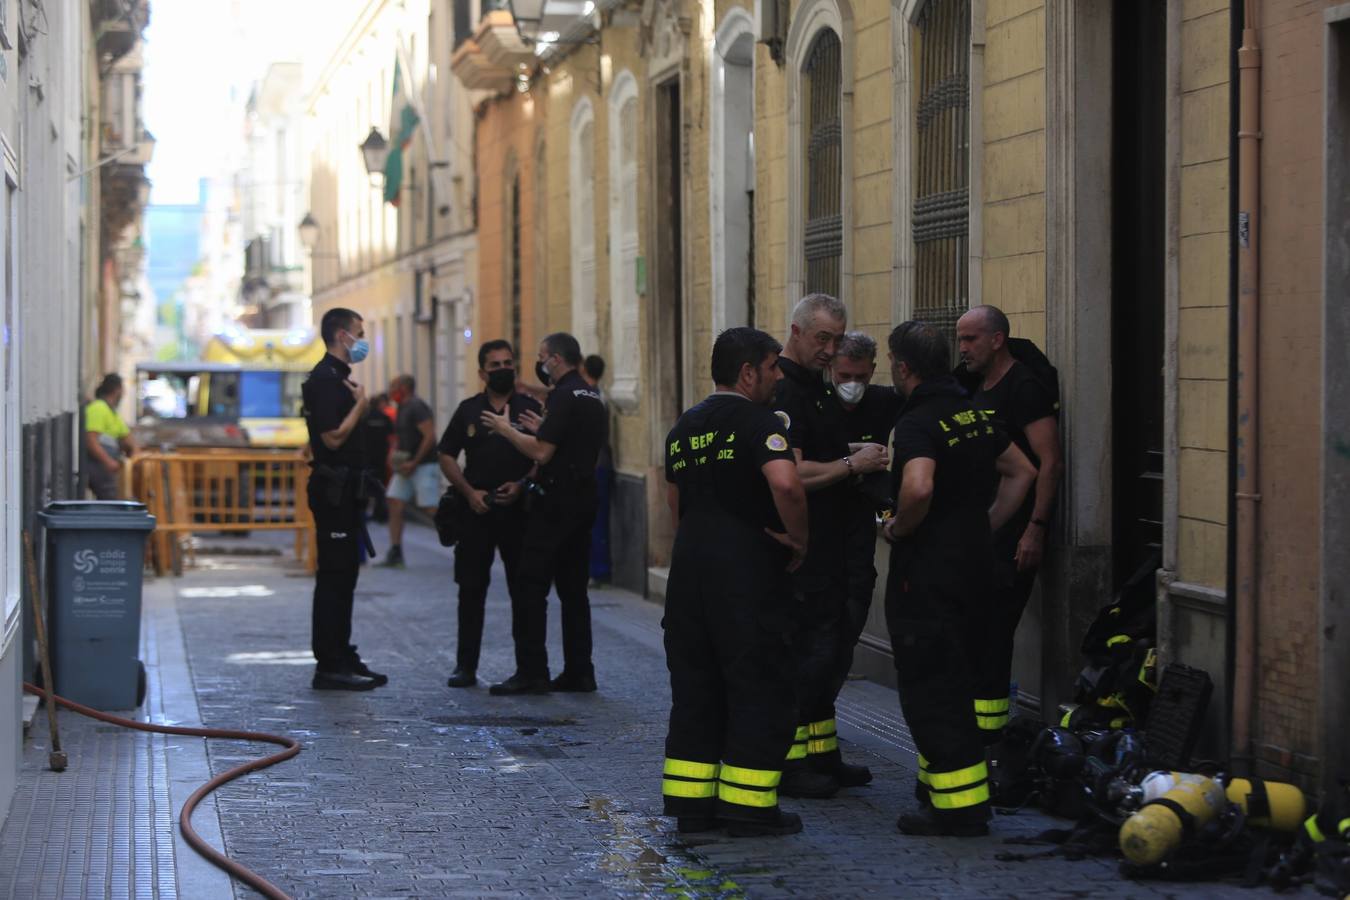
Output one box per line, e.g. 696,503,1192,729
384,58,421,206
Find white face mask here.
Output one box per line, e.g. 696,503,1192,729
835,380,866,405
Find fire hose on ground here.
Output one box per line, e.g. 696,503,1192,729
21,681,299,900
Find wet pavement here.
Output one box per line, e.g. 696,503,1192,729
3,522,1286,898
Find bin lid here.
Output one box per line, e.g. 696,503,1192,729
38,500,156,531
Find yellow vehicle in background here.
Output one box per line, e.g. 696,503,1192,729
135,328,325,449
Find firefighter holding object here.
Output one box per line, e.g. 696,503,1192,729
661,327,809,837
882,321,1036,836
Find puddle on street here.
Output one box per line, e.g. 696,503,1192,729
585,796,747,899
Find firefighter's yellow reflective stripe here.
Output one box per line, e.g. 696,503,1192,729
926,761,988,791
808,718,837,737
807,735,839,755
720,764,780,788
976,713,1010,731
1060,707,1076,727
664,759,719,780
794,725,809,741
918,754,930,769
718,783,777,808
929,783,991,810
973,698,1010,713
663,778,717,799
1306,815,1326,843
917,768,931,785
1107,634,1131,647
1339,817,1350,838
785,742,807,760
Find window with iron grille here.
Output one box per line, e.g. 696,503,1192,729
803,29,842,299
912,0,970,342
509,173,522,356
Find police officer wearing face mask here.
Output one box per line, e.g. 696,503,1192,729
479,332,608,695
438,340,543,688
827,331,901,698
302,308,386,691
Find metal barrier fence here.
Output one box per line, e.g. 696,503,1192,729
131,449,316,576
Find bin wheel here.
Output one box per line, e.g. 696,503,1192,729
136,661,147,708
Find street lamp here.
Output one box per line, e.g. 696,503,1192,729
360,127,390,177
298,212,320,250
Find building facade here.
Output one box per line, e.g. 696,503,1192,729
305,0,479,428
1,0,151,827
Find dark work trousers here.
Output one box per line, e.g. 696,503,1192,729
886,541,992,825
510,482,597,679
973,529,1039,742
827,495,882,700
589,465,613,582
790,572,847,771
662,510,797,823
453,503,526,673
308,480,364,672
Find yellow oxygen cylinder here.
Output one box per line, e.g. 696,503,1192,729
1119,774,1226,865
1224,778,1307,832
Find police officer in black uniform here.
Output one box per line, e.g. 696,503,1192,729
882,321,1036,835
479,332,607,695
439,339,543,688
773,294,888,797
302,307,387,691
828,332,902,693
955,305,1063,743
662,327,809,837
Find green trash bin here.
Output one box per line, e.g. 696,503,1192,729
37,500,156,710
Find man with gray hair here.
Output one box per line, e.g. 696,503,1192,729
773,294,888,798
827,331,902,699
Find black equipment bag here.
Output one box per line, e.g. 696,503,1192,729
434,489,465,547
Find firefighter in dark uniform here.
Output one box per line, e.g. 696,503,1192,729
955,305,1063,743
479,332,607,695
828,332,902,690
661,327,809,837
438,339,543,688
302,307,387,691
773,294,888,797
882,321,1036,835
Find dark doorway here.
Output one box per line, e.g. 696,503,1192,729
654,78,685,418
1110,0,1167,584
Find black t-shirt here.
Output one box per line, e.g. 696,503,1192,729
438,392,542,490
302,353,366,468
773,356,850,578
665,393,796,534
971,360,1056,467
972,360,1056,541
536,370,608,481
838,383,903,511
891,376,1010,551
395,396,434,456
364,406,393,469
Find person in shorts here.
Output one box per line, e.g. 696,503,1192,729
380,375,440,567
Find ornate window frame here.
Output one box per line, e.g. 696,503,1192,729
568,96,599,354
607,70,641,411
710,7,757,331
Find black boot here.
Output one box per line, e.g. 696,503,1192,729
896,808,988,837
676,816,722,834
489,673,552,695
550,670,597,693
346,645,388,686
779,766,839,799
312,668,379,691
727,811,803,838
446,667,477,688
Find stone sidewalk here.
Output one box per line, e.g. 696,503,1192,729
3,522,1281,898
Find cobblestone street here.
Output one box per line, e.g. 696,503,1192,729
4,524,1279,898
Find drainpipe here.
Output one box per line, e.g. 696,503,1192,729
1232,0,1262,772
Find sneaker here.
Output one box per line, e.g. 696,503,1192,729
896,809,989,837
489,673,552,696
446,668,477,688
727,811,803,838
550,670,598,693
312,668,380,691
779,769,839,799
377,545,405,568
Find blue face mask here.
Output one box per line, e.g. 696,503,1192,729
346,336,370,364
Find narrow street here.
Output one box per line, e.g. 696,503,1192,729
2,524,1267,899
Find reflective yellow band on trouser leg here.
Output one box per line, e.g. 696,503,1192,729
718,782,778,809
917,754,930,785
785,725,809,761
663,778,718,799
664,759,720,780
974,698,1011,731
926,760,989,791
929,783,991,810
1306,815,1327,843
719,764,781,788
807,719,838,755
